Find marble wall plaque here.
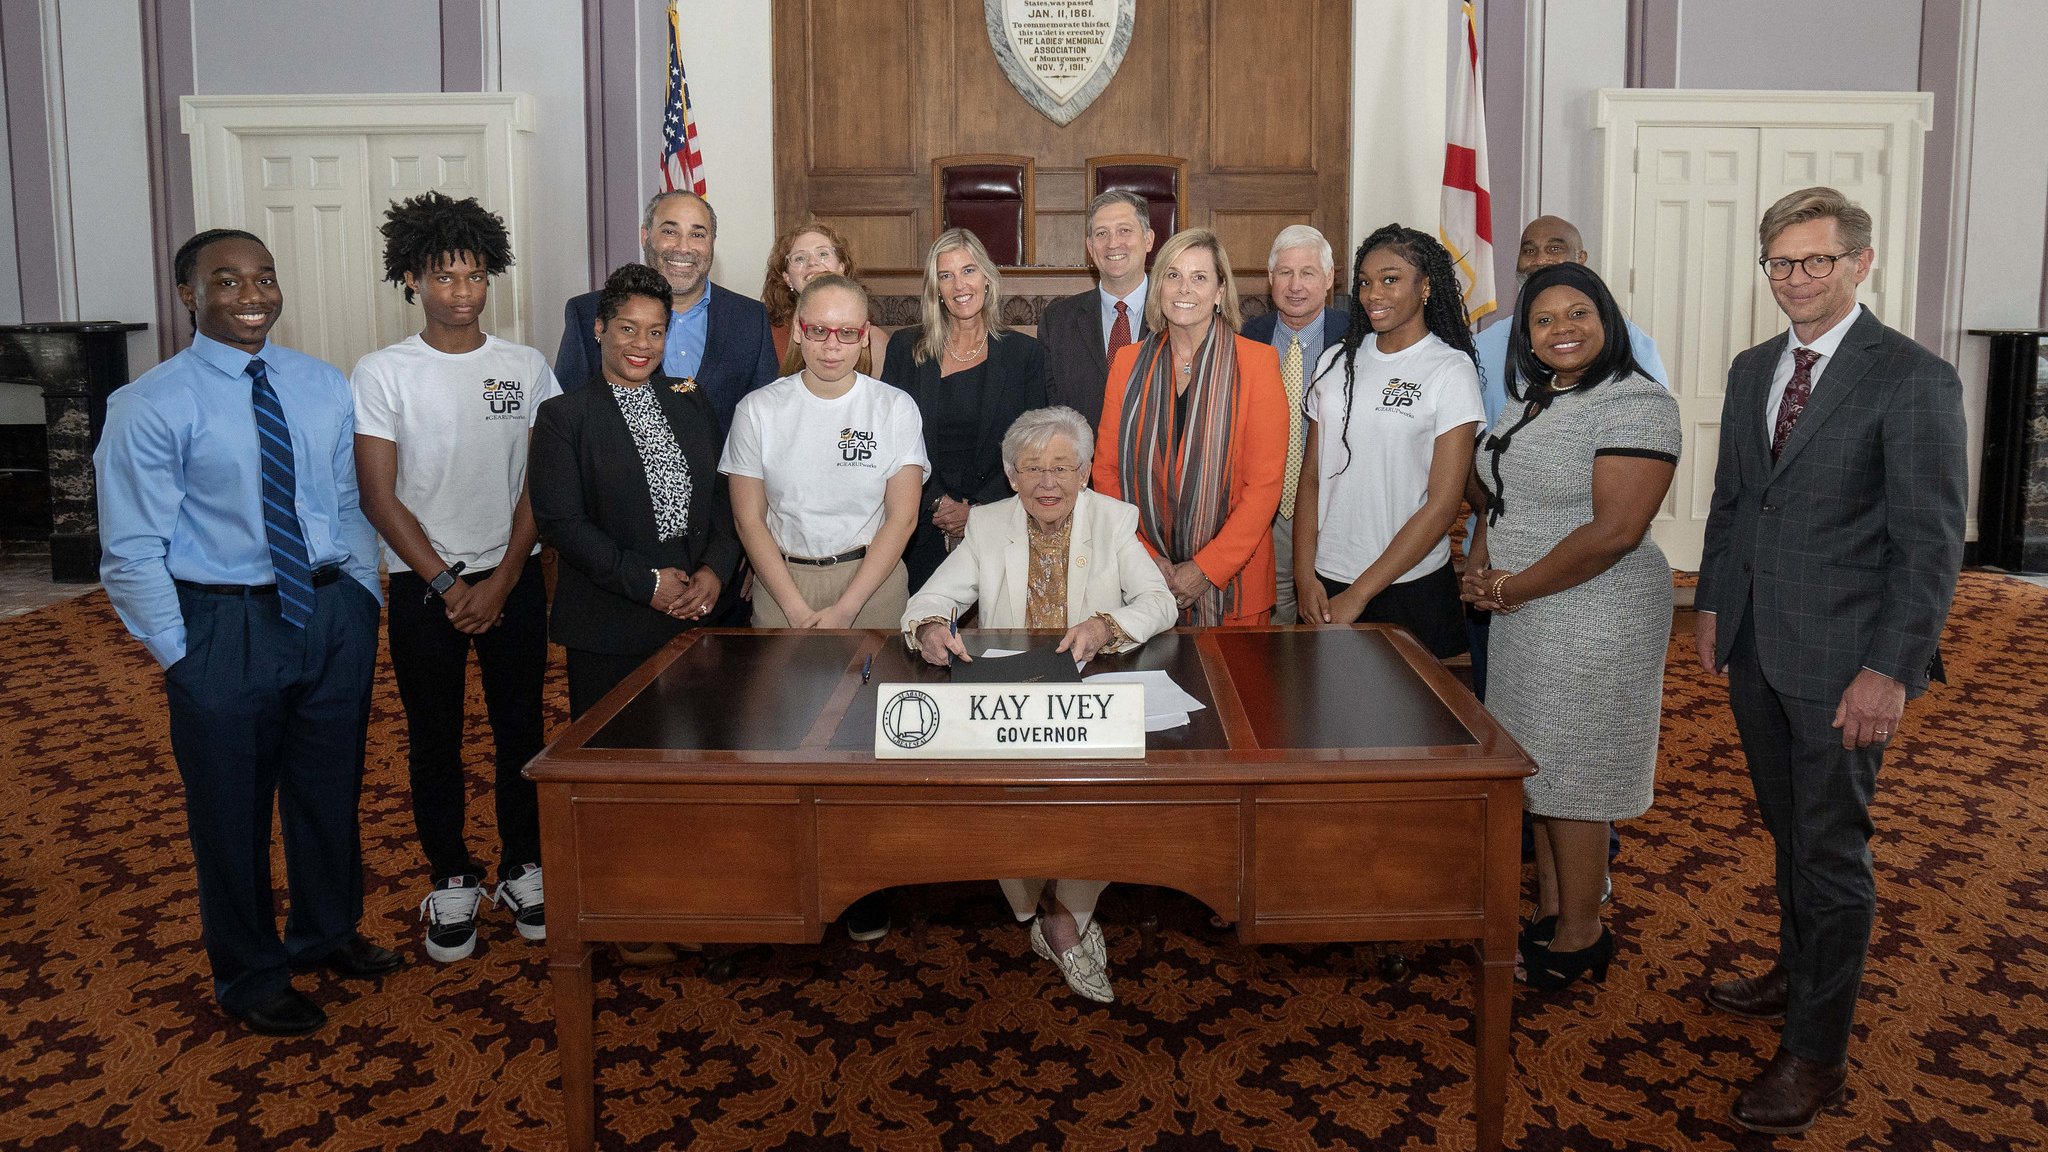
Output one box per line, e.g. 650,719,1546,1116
985,0,1135,127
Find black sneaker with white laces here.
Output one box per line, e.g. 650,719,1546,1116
419,875,487,962
495,863,546,941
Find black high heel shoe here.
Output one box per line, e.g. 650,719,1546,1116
1518,915,1558,954
1518,926,1613,992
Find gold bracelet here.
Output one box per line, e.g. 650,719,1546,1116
1490,571,1522,614
1094,611,1131,650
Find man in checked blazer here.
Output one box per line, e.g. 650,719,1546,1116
1694,187,1967,1134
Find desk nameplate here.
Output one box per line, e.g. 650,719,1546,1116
873,682,1145,759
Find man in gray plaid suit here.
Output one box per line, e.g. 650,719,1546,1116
1694,187,1967,1134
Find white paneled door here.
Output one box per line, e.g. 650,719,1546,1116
185,95,534,377
1628,125,1760,570
1597,91,1931,571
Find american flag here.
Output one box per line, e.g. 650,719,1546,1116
660,1,706,196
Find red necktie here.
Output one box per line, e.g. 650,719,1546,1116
1107,300,1132,359
1771,347,1821,462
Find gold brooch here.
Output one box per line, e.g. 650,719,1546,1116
670,377,697,393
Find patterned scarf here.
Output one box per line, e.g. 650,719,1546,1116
1116,323,1241,625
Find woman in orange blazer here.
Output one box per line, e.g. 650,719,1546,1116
1091,228,1288,626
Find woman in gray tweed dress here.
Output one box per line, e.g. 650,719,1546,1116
1462,261,1681,992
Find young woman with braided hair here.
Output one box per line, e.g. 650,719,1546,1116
1290,224,1485,656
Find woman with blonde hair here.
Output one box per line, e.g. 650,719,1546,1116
880,227,1048,590
1089,228,1288,625
761,220,872,376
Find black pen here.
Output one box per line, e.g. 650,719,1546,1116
861,653,873,683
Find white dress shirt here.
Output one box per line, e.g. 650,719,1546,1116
1767,303,1865,429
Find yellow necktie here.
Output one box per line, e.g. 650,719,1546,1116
1280,335,1305,514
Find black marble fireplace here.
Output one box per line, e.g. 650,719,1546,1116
0,322,149,582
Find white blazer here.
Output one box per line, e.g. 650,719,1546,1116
901,488,1177,650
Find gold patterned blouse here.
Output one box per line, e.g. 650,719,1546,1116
1024,515,1074,629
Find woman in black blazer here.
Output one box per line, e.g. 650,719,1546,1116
531,264,742,718
882,227,1048,591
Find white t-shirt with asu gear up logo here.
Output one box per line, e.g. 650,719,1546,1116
1303,331,1485,585
719,371,930,559
350,333,561,572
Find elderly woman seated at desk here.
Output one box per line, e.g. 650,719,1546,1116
900,405,1175,1002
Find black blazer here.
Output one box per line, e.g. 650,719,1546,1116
529,372,743,657
882,326,1048,513
1696,307,1967,700
553,280,779,434
1038,287,1148,431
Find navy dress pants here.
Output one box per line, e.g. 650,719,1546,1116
164,576,379,1013
1727,617,1886,1064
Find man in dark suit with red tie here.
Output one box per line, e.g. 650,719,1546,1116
1039,190,1154,431
1694,187,1967,1133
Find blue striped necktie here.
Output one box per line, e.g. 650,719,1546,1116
247,357,315,627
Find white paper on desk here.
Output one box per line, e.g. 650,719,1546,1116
1085,669,1205,717
1144,711,1190,732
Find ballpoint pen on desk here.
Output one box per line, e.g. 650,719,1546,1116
948,609,958,666
861,653,873,684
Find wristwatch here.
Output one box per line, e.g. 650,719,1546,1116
428,567,460,597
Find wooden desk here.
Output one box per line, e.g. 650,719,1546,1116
529,625,1534,1152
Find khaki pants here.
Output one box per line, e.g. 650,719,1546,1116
752,556,910,628
1270,512,1298,625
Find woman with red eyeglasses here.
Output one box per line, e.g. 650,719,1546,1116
719,274,929,632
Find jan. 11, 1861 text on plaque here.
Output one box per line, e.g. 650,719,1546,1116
985,0,1135,126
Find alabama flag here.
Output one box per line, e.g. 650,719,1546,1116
1441,0,1495,325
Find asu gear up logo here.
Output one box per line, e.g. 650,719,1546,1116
482,377,527,420
1378,377,1422,416
838,427,876,463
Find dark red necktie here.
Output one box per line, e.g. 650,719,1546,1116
1771,347,1821,462
1108,300,1132,359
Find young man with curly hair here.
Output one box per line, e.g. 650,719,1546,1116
350,191,560,963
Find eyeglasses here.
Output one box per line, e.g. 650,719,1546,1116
1016,465,1080,482
786,248,839,270
1759,249,1862,281
799,323,867,344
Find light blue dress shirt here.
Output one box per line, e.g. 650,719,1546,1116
1266,311,1330,388
1097,281,1148,352
1473,312,1669,432
662,288,712,381
95,332,382,668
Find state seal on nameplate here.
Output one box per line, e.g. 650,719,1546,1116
984,0,1134,127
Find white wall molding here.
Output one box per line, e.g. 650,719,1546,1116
38,0,77,322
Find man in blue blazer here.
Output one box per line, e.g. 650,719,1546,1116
553,190,778,434
1241,225,1347,624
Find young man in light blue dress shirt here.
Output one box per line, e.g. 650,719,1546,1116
95,229,399,1036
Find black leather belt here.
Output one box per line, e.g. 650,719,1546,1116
176,565,343,596
783,546,866,567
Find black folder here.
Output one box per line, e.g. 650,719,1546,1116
948,644,1084,684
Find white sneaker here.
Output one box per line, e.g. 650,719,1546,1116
495,864,546,941
419,876,488,962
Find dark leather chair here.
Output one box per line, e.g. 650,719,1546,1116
1086,154,1189,260
931,154,1035,266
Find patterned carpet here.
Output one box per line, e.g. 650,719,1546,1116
2,575,2043,1152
